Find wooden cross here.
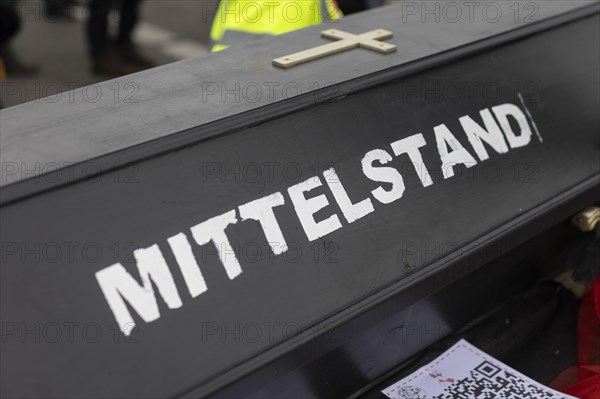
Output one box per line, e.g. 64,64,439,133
273,29,397,68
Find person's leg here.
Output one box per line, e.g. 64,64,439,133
0,5,38,77
87,0,112,57
88,0,141,76
365,0,383,9
0,5,21,49
0,5,19,84
116,0,141,45
45,0,74,20
116,0,153,68
336,0,366,15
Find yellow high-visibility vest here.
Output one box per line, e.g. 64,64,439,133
210,0,342,52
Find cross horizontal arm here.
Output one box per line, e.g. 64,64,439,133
321,29,394,41
321,29,396,54
272,28,396,68
357,37,396,53
273,40,359,68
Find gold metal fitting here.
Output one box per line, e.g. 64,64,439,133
572,206,600,232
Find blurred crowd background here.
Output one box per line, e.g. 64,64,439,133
0,0,389,108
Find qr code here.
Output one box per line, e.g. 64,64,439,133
433,361,563,399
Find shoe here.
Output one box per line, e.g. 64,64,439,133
1,47,39,77
45,0,76,21
45,6,75,21
91,47,143,78
3,51,39,77
116,41,154,69
5,61,39,77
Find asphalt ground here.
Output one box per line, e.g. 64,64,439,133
0,0,218,108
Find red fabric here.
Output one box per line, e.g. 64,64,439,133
559,278,600,399
563,372,600,399
594,278,600,318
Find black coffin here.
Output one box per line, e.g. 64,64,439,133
1,1,599,398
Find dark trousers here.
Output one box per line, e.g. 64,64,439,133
87,0,142,56
0,5,20,50
337,0,383,15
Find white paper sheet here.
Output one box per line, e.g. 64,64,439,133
382,339,577,399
